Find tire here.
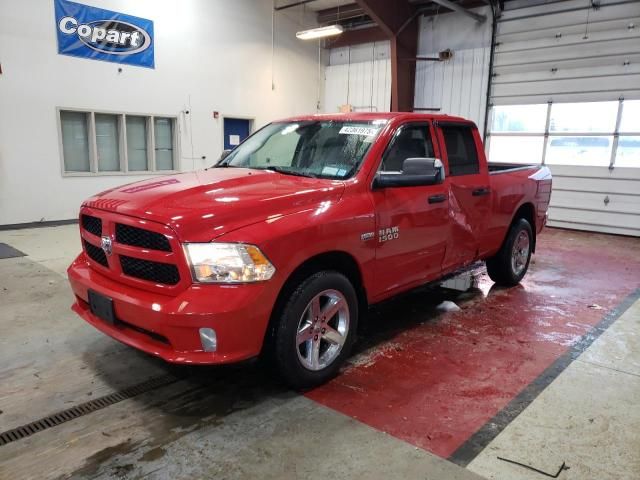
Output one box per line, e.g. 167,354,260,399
486,218,533,286
271,271,358,389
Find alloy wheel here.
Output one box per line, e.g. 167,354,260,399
295,289,349,371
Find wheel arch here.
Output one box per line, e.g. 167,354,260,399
511,202,536,252
262,250,367,354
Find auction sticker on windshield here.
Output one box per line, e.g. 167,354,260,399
339,126,379,137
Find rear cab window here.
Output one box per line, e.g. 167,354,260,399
440,125,480,176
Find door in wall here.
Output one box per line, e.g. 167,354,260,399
223,118,251,150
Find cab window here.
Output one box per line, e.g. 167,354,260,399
441,125,479,176
381,124,435,172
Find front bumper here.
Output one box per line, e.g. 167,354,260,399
68,253,276,364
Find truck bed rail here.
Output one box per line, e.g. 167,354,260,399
488,163,541,175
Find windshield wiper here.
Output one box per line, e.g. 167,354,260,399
261,166,317,178
214,160,237,168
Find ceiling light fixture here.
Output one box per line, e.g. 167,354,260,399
296,24,344,40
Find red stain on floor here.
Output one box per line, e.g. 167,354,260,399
306,228,640,458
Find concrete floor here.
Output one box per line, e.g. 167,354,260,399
0,225,639,479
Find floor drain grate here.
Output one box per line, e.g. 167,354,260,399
0,374,177,447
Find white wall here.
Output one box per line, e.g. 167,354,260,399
0,0,323,225
324,42,391,113
414,7,491,133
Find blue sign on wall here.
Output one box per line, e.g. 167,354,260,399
54,0,154,69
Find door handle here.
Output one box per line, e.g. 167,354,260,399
428,194,447,204
472,187,491,196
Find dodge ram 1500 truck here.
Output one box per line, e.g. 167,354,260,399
68,113,552,388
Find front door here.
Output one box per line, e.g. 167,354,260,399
223,118,251,150
436,123,491,271
372,122,449,298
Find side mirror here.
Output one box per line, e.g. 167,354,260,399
373,158,445,189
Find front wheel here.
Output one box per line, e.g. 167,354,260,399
486,218,533,286
272,271,358,389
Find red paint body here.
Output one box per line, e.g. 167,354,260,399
67,113,552,364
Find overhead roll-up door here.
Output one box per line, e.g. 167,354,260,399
487,0,640,237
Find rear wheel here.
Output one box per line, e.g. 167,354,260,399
486,218,533,286
271,271,358,389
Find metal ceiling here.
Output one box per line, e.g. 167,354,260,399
275,0,498,23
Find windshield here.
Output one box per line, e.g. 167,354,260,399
221,120,383,179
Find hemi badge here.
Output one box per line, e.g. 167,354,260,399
361,232,375,241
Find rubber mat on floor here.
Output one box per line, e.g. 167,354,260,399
0,243,26,259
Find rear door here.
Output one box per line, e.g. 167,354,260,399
436,123,491,271
372,122,449,298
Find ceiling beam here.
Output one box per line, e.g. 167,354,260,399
355,0,416,37
430,0,486,22
317,3,366,23
324,25,387,48
354,0,418,112
274,0,317,11
391,22,419,112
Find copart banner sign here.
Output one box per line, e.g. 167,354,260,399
54,0,154,68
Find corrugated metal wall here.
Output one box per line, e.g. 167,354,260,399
489,0,640,237
414,48,491,132
323,42,391,113
414,6,492,133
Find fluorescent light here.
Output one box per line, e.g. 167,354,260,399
296,24,344,40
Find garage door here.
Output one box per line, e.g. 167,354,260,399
486,0,640,236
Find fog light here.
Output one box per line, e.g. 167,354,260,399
199,328,217,352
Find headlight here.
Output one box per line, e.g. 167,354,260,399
184,243,276,283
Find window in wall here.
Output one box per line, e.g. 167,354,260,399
545,135,613,166
616,100,640,168
488,100,638,168
545,101,617,167
60,111,91,172
548,102,618,133
59,110,177,174
489,136,545,164
487,104,547,164
95,114,121,171
616,137,640,167
491,105,547,133
441,126,479,176
154,117,175,170
126,116,149,171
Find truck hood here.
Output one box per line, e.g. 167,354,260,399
83,168,345,242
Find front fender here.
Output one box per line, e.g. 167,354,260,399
215,192,377,301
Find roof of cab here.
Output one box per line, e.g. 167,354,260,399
276,112,472,124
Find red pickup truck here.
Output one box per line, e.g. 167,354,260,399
68,113,552,388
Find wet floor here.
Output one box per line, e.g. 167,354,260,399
0,225,638,479
308,228,640,458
